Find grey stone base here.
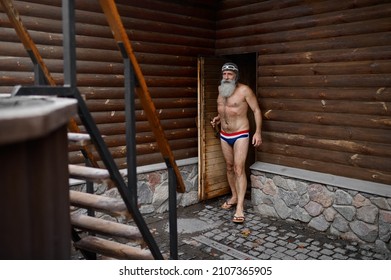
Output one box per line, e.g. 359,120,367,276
71,162,199,216
250,168,391,255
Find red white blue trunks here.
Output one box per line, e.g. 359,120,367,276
220,130,250,146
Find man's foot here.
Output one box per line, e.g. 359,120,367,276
221,200,237,210
232,215,245,223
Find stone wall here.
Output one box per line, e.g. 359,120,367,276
250,169,391,255
72,163,199,218
135,163,199,214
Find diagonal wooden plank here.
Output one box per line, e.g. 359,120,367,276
98,0,185,193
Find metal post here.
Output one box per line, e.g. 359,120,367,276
61,0,163,260
27,50,46,85
62,0,77,88
121,42,138,205
166,160,178,259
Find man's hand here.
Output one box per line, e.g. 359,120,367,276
252,132,262,147
210,116,220,128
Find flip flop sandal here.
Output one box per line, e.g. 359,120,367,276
232,216,245,223
221,200,237,210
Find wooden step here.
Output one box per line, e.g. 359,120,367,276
68,164,110,183
74,235,154,260
67,132,92,145
71,213,144,245
69,190,132,221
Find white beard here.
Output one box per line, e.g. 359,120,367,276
218,79,236,98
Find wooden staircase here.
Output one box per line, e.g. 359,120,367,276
67,132,150,259
66,132,157,260
66,134,155,260
1,0,181,259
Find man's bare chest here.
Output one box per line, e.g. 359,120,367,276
217,96,246,109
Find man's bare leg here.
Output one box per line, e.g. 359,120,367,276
232,138,249,220
220,141,238,206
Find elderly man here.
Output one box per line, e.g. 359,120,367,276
211,62,262,223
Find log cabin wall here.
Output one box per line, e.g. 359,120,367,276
0,0,216,168
215,0,391,186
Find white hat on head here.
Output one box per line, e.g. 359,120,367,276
221,62,239,73
221,62,239,82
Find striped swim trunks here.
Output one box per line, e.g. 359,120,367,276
220,130,250,146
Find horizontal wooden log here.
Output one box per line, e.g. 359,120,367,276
73,236,153,260
217,0,389,28
0,24,213,54
68,164,111,182
88,108,197,124
0,71,34,85
126,29,214,49
0,25,213,59
79,86,196,99
134,52,197,66
67,132,91,145
98,148,198,168
68,127,198,153
263,121,391,144
216,32,391,56
218,18,391,49
0,57,33,72
85,98,197,112
69,190,131,220
261,98,391,116
259,87,391,102
68,135,198,163
10,0,215,31
78,62,196,78
2,7,214,41
104,138,198,158
116,1,215,30
0,30,213,61
259,46,391,65
70,213,144,244
17,0,214,19
259,141,391,172
259,74,391,88
257,152,391,185
0,71,197,88
0,40,122,62
218,0,264,11
262,131,391,158
89,118,195,135
0,26,113,49
0,56,124,74
262,110,391,129
218,3,391,39
74,146,198,168
259,60,391,76
100,128,197,146
132,41,215,56
122,16,214,40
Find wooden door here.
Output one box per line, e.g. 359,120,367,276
198,56,230,200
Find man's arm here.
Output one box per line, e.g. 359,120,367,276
211,114,221,128
246,89,262,147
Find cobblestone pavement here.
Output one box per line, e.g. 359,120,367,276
144,196,391,260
